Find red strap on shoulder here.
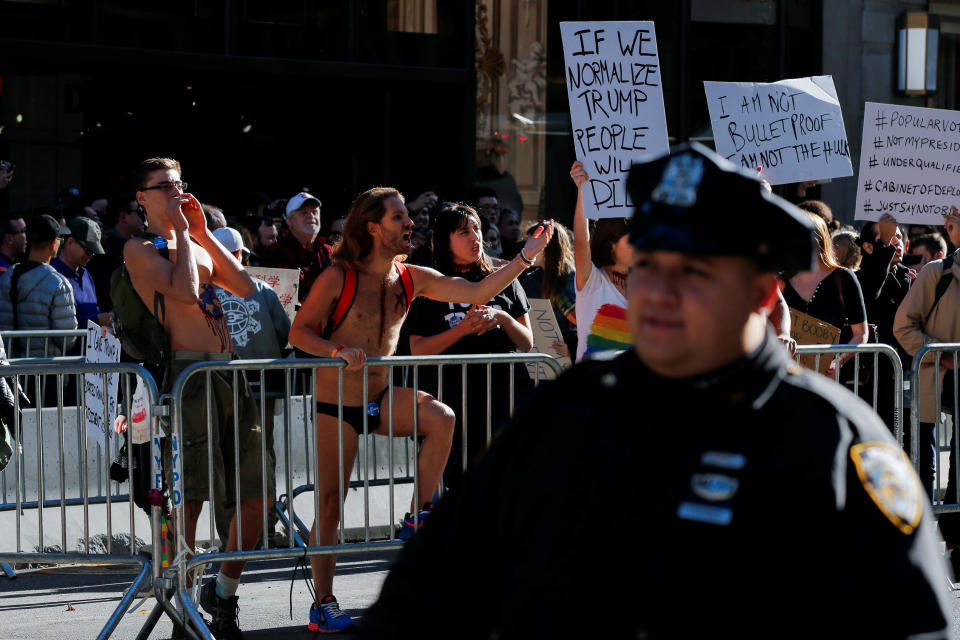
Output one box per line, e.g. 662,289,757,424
395,261,415,309
315,267,358,338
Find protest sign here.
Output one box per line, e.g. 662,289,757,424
525,298,573,381
246,266,300,321
789,307,840,377
704,76,852,184
84,322,120,449
854,102,960,225
560,21,670,219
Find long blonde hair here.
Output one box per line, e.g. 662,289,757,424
803,212,842,269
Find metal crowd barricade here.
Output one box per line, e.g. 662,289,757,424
0,360,166,640
0,328,87,359
910,343,960,516
166,353,564,639
795,343,904,440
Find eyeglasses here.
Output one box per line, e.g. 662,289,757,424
75,240,94,255
477,204,500,212
139,181,187,194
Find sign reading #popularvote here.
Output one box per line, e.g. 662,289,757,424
854,102,960,226
561,21,669,219
704,76,852,185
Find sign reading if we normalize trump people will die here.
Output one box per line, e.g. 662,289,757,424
854,102,960,226
704,76,852,185
561,21,670,219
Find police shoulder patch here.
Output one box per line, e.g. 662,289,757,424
850,442,923,535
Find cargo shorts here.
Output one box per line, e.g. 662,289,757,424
163,351,275,504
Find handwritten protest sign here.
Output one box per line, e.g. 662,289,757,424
854,102,960,225
84,322,120,449
561,21,669,219
525,298,573,381
246,266,300,321
789,307,840,376
704,76,852,184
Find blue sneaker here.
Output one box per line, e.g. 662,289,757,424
398,502,433,540
308,595,355,633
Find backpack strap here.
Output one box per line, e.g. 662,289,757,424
317,267,358,339
926,254,955,325
395,261,415,310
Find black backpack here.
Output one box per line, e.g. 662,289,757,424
109,233,171,385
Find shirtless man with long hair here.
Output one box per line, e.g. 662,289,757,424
289,187,553,632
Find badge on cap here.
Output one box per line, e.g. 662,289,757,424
691,473,740,502
850,442,923,535
651,153,705,208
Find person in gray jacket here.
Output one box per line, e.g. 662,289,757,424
212,225,291,547
0,214,77,358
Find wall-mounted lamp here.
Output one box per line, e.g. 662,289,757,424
897,12,939,95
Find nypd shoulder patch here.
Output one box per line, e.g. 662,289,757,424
850,442,923,535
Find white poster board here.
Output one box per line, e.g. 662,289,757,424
525,298,573,381
561,21,670,218
854,102,960,225
704,76,852,184
83,322,120,449
245,266,300,321
128,379,150,445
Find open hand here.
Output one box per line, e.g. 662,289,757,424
877,213,898,245
570,162,589,188
520,219,554,261
181,193,208,234
409,191,439,213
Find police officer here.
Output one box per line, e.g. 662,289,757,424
359,144,950,638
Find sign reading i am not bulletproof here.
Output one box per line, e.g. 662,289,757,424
854,102,960,226
560,21,669,219
704,76,852,185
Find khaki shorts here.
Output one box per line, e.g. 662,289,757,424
163,352,275,504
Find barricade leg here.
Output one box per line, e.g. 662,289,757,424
1,561,16,578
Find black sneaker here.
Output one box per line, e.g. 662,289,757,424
199,580,244,640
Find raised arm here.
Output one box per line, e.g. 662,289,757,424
414,221,554,305
124,194,199,304
570,162,593,291
179,194,254,298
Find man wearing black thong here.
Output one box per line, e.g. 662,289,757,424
289,186,553,633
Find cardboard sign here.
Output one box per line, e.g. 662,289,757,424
83,322,120,449
854,102,960,225
525,298,573,380
789,307,840,376
245,266,300,321
560,21,670,219
704,76,852,184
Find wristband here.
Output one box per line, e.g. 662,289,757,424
516,247,535,267
331,344,347,359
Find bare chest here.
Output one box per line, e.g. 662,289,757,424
330,276,410,356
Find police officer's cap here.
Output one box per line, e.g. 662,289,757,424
626,143,816,272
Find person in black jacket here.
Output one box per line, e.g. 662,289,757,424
359,144,950,639
854,216,915,431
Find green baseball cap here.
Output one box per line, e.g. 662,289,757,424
67,216,105,255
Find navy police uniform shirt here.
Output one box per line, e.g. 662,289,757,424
360,336,950,639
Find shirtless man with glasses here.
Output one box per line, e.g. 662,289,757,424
127,157,260,639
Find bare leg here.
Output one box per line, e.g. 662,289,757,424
220,497,269,579
309,417,359,599
378,388,455,512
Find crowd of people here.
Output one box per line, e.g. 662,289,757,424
0,151,956,638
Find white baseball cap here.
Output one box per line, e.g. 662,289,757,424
213,226,249,254
285,192,321,217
